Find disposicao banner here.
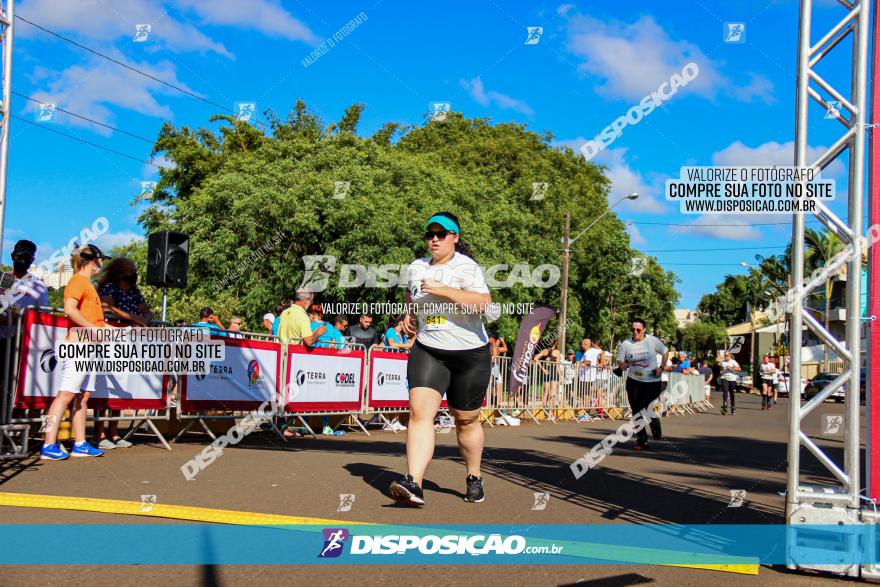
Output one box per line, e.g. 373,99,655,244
507,305,556,399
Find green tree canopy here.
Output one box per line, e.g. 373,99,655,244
125,102,679,343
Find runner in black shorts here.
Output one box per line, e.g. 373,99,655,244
389,211,492,507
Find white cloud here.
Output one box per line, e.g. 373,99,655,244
557,3,576,16
712,140,846,178
671,216,763,241
18,0,233,57
143,155,177,177
624,222,646,245
24,59,197,133
177,0,318,44
94,230,144,251
731,73,776,104
460,78,534,116
561,12,773,104
593,147,665,213
563,14,724,100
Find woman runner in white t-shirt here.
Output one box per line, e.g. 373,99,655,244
388,211,492,507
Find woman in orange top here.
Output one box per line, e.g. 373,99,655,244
40,244,110,460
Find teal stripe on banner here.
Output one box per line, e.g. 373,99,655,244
0,524,876,565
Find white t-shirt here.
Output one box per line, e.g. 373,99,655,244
0,272,49,340
659,352,670,382
760,362,776,380
407,252,489,351
581,347,601,381
562,359,576,385
616,335,668,382
721,360,740,381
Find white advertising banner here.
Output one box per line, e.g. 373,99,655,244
368,351,410,407
182,339,280,410
16,311,165,409
285,346,364,411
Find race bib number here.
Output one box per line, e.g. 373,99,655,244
424,315,449,331
631,369,648,378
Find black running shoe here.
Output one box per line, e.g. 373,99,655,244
649,419,662,441
464,474,484,503
389,474,425,507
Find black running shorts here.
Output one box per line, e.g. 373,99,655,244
407,340,491,411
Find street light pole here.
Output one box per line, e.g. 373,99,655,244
558,192,639,356
557,214,570,356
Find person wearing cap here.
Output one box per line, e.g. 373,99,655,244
40,244,110,460
389,211,492,507
262,313,275,334
0,240,49,386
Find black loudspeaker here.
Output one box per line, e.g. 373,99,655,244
146,231,189,288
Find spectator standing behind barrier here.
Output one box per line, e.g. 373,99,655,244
227,316,245,339
534,346,562,422
278,290,324,346
40,244,111,460
616,317,669,451
698,359,713,401
93,257,153,450
488,333,516,424
193,307,227,338
384,314,414,352
279,290,326,438
272,299,292,336
348,313,379,348
719,352,741,416
0,240,49,388
262,313,275,334
312,311,346,349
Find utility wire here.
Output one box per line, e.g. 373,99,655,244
12,114,161,168
14,14,233,114
12,91,155,143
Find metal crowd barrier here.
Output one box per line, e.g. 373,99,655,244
5,306,173,451
3,308,713,453
172,329,287,443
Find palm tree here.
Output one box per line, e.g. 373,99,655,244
804,228,846,369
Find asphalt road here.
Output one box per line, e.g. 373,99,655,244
0,390,866,586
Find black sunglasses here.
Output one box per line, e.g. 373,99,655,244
424,230,454,241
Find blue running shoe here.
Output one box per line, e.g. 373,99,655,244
40,443,69,460
71,441,104,457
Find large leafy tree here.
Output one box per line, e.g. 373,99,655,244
125,102,679,342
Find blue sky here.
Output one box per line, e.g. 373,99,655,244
4,0,866,309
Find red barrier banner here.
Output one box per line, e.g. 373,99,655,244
14,309,167,410
367,349,410,409
284,345,364,412
180,337,281,412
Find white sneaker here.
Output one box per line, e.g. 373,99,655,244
97,439,117,450
498,414,520,426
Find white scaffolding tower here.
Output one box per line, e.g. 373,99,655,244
788,0,878,579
